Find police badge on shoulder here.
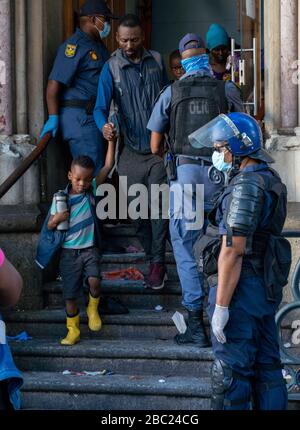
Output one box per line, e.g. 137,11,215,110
65,44,77,58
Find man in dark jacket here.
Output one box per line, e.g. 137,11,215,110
94,14,169,290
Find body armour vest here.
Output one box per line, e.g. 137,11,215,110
169,75,228,157
222,168,288,268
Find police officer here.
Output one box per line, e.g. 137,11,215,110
41,0,117,174
148,34,244,348
94,14,170,290
189,112,289,410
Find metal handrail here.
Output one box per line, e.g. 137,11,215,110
276,301,300,363
0,133,51,200
282,231,300,301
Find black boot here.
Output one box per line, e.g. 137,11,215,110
174,310,211,347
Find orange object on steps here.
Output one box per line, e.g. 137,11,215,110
102,267,144,281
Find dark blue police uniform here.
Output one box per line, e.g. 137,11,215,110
207,163,288,410
49,27,110,173
147,69,243,314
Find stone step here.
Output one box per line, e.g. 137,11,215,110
101,252,175,265
21,371,211,410
44,280,182,310
102,223,174,252
11,339,213,377
101,262,179,281
5,309,197,340
103,224,137,238
101,256,178,289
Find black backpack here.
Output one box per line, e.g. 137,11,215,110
169,75,228,157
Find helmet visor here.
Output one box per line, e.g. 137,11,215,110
189,114,240,149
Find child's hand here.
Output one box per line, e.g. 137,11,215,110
54,211,70,224
102,123,117,141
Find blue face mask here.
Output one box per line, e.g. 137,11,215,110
96,18,111,39
212,151,232,173
181,54,211,73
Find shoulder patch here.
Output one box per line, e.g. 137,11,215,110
65,44,77,58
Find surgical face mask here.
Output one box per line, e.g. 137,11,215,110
181,54,210,73
95,18,111,39
212,150,232,173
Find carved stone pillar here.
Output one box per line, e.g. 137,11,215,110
281,0,298,128
0,0,12,134
264,0,281,134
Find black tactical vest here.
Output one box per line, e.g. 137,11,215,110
169,75,228,157
202,168,291,299
222,169,290,291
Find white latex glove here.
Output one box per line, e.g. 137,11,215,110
212,305,229,344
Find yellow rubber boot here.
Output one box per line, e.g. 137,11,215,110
61,314,80,346
86,295,102,332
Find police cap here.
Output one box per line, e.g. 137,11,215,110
79,0,117,19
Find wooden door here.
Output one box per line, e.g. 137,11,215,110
137,0,152,49
63,0,125,52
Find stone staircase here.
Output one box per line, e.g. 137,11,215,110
4,213,300,411
4,224,214,410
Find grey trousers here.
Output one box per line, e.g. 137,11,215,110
118,146,169,263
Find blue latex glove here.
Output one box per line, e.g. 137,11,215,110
40,114,59,138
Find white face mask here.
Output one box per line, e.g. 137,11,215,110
212,151,232,173
95,17,111,39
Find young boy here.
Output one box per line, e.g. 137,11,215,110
169,49,184,81
40,141,115,346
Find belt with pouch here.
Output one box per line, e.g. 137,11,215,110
61,97,96,115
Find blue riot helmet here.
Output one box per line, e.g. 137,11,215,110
189,112,274,163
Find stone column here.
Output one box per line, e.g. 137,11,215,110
264,0,281,134
15,0,28,134
298,0,300,126
27,0,45,139
281,0,298,128
0,0,12,135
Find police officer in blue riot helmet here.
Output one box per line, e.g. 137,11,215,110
190,112,289,410
41,0,117,174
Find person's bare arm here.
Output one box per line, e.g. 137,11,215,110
216,235,247,306
150,131,164,158
46,80,62,115
96,140,116,187
48,211,70,231
0,256,23,307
